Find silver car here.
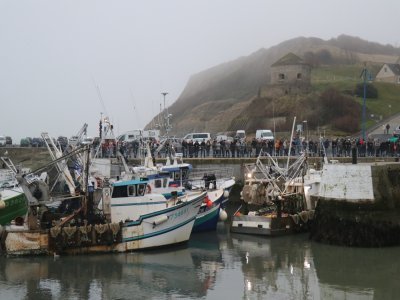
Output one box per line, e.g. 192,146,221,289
0,136,6,146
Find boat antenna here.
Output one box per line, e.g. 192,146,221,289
130,89,140,129
95,84,108,117
92,77,109,117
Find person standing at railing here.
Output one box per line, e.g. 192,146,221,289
206,139,211,157
331,138,337,157
181,139,187,158
230,139,236,158
193,140,199,158
200,139,206,158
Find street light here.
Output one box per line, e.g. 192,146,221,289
360,65,371,141
161,92,170,136
303,120,308,153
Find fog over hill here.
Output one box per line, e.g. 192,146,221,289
146,35,400,137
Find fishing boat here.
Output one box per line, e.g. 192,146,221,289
1,177,205,255
192,189,223,233
186,167,235,208
121,143,232,233
0,142,206,255
231,117,316,236
0,157,43,227
102,178,206,251
133,160,226,233
0,188,27,226
231,150,315,236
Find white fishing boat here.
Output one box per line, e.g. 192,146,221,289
0,139,207,255
132,157,226,233
105,178,206,251
2,177,205,255
119,143,232,232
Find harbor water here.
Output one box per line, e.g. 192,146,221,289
1,211,400,299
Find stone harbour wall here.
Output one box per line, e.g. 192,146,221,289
310,163,400,247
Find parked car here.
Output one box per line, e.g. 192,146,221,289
20,138,31,147
31,137,44,147
5,136,12,145
0,136,6,146
393,125,400,137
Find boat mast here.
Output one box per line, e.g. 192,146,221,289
286,116,296,171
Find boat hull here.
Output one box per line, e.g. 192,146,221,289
231,215,298,236
192,203,220,233
2,192,205,256
192,188,224,233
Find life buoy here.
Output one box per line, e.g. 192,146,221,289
146,185,152,194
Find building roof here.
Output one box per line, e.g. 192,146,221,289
271,52,306,67
386,63,400,76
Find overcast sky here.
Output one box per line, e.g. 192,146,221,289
1,0,399,142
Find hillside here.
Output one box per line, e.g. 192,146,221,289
146,35,400,138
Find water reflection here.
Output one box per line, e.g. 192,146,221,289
228,232,319,300
312,242,400,299
1,223,400,299
0,231,223,300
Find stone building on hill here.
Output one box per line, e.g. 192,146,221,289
260,52,311,97
375,62,400,84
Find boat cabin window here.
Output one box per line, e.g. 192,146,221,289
137,184,146,196
163,178,168,187
112,183,147,198
154,179,162,188
112,186,128,198
128,185,135,196
182,169,189,180
174,172,181,181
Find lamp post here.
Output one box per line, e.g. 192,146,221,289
361,65,370,141
303,120,308,153
161,92,170,136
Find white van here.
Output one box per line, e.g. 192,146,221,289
255,129,274,141
81,136,94,145
183,132,211,143
235,130,246,141
118,130,143,143
142,129,160,141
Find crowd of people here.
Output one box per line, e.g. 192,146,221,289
113,135,400,159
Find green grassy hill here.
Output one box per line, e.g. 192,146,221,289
146,35,400,138
312,64,400,131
